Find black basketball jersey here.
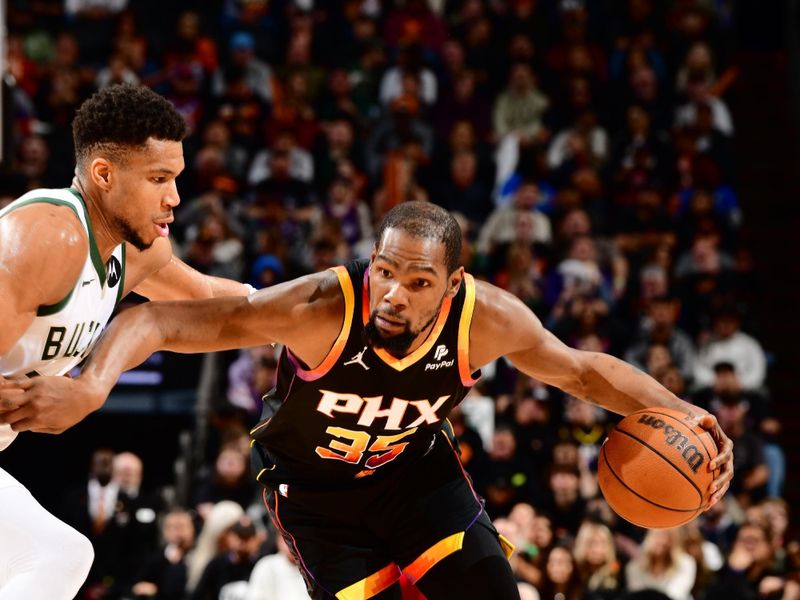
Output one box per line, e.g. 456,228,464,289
251,259,481,488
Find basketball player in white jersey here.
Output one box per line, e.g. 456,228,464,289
0,84,253,598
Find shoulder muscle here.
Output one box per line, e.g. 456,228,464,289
0,204,88,309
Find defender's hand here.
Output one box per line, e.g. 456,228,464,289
0,376,105,434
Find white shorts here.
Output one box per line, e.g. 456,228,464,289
0,465,22,491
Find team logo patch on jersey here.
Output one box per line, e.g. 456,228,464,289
106,256,121,288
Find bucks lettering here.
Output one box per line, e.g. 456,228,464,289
314,390,450,470
638,414,705,473
42,321,102,361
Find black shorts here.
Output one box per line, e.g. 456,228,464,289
260,430,513,599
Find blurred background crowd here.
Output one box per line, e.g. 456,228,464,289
1,0,798,599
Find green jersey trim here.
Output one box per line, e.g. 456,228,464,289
68,188,106,283
116,243,126,305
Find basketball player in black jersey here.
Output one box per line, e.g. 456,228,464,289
4,202,734,600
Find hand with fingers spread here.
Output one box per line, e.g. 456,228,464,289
0,375,105,434
692,412,734,509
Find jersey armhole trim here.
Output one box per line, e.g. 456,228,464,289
457,273,480,386
288,266,354,382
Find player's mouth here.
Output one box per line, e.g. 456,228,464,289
154,218,173,237
375,313,405,332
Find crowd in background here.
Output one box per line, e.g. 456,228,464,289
2,0,796,599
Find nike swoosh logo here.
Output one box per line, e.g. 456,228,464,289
81,279,94,287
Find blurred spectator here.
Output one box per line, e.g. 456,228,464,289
434,149,493,231
484,422,533,517
710,389,769,507
705,522,799,600
227,347,278,416
674,72,733,137
245,535,310,600
186,501,245,594
248,128,314,186
130,509,196,600
477,181,552,259
492,62,549,141
379,43,437,107
190,516,262,600
694,307,768,391
625,295,696,383
574,521,624,599
213,31,274,105
625,528,697,600
192,445,256,521
537,543,585,600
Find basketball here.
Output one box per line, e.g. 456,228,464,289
597,407,718,529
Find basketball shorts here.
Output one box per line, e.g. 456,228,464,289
259,429,513,599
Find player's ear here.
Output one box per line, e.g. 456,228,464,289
447,267,464,298
90,158,113,191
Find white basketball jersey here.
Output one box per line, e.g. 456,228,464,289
0,188,125,450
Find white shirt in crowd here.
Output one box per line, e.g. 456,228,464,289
694,331,767,390
246,552,310,600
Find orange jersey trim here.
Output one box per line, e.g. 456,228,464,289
457,273,480,386
289,266,354,381
402,531,465,584
361,271,452,371
335,563,401,600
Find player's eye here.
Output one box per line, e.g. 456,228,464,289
415,279,430,288
152,177,167,184
379,268,392,278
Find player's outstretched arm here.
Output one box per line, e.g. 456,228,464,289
0,269,344,434
123,239,251,301
469,281,733,507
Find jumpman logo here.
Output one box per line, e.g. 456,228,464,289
344,346,370,371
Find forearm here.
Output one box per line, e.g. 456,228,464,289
79,303,170,396
575,352,706,418
206,275,251,298
81,296,261,395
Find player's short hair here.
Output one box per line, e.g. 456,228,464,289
72,83,187,167
376,202,462,274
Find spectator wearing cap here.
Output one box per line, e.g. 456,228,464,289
694,307,767,391
213,31,274,105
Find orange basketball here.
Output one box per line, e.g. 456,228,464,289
597,407,718,529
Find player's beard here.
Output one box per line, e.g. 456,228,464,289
363,302,441,358
114,215,154,251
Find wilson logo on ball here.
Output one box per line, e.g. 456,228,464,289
637,415,705,473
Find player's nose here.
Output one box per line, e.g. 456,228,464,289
164,180,181,208
383,281,408,309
